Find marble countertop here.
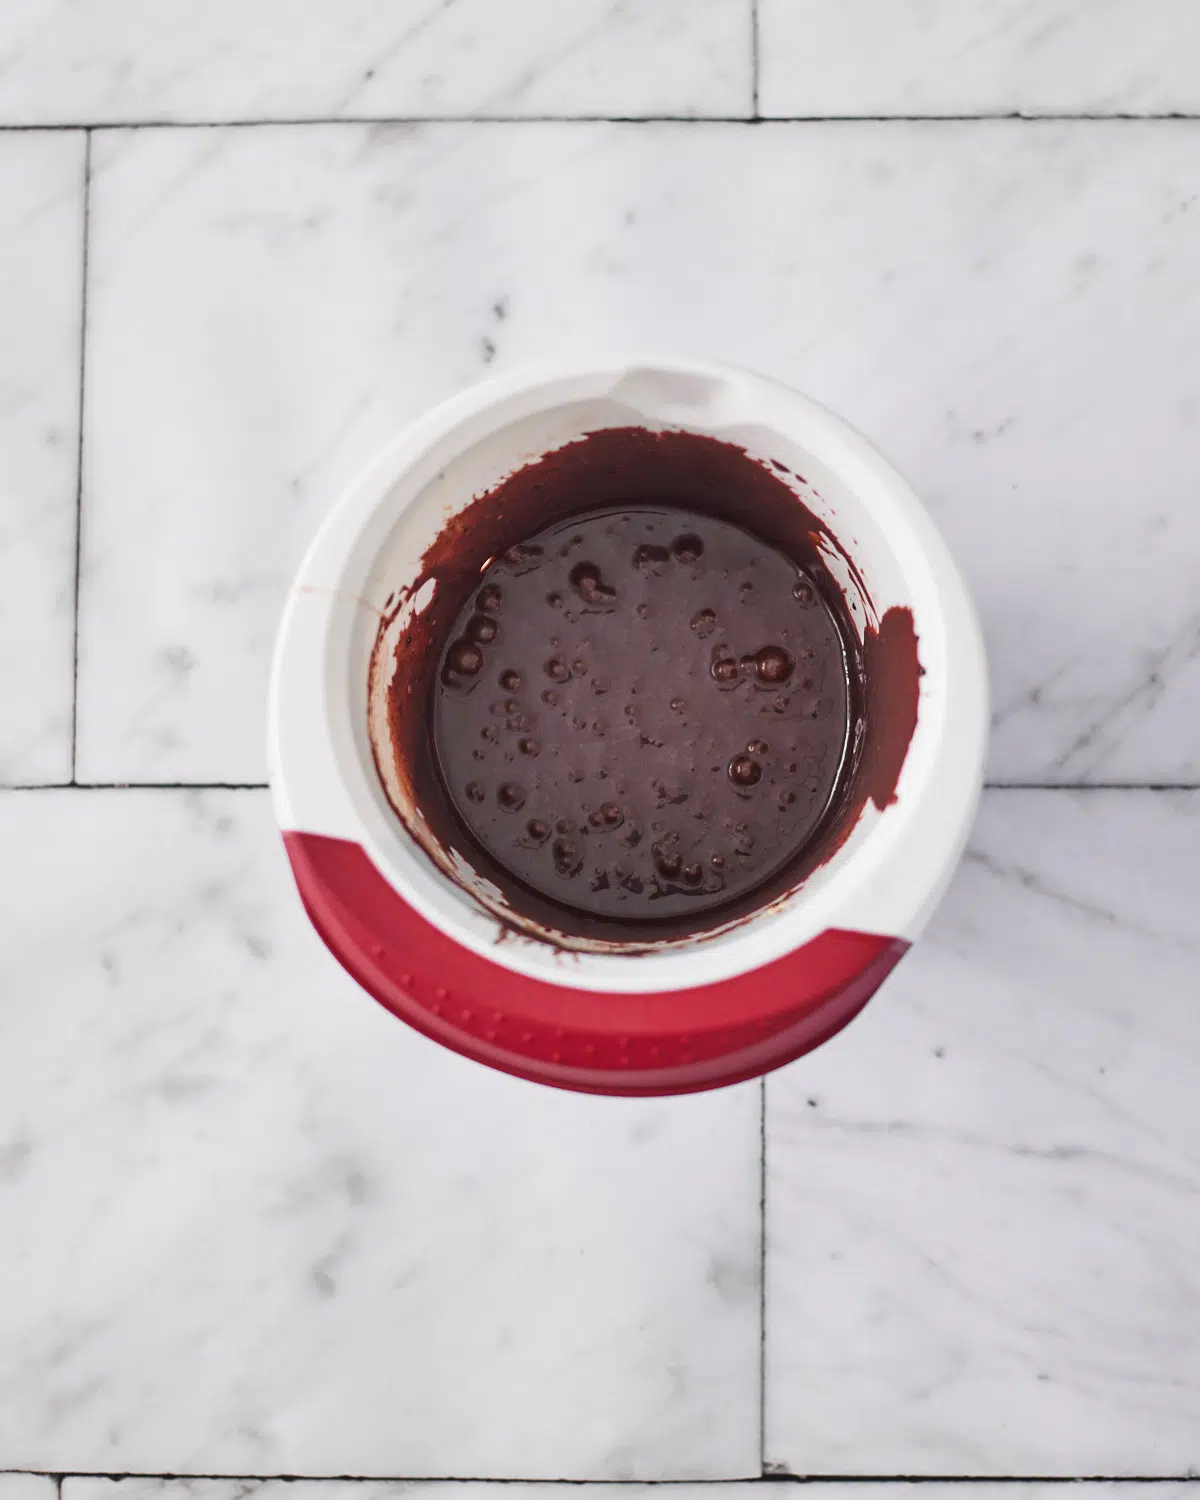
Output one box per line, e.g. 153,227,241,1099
1,0,1198,1491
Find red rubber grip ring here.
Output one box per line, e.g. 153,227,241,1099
284,831,908,1095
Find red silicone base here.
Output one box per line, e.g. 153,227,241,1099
284,830,908,1095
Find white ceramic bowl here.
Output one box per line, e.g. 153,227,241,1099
269,357,987,1095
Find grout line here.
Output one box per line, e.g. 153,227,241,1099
749,0,761,120
718,111,1200,124
5,1468,1200,1484
763,1480,1200,1487
982,781,1200,792
0,781,271,791
758,1074,768,1473
1,112,1200,132
12,1476,755,1486
68,130,92,785
73,781,269,790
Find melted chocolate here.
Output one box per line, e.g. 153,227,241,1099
433,506,856,925
375,427,920,944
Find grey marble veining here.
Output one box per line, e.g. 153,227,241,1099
767,790,1200,1474
0,0,751,125
0,789,761,1478
77,120,1200,785
0,132,84,785
760,0,1200,117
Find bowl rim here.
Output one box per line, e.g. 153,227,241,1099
269,355,989,996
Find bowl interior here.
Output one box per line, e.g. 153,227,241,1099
302,364,949,994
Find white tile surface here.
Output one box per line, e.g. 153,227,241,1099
7,8,1200,1477
0,789,761,1478
0,133,84,784
0,0,751,125
80,120,1200,784
766,790,1200,1475
0,1476,59,1500
759,1,1200,118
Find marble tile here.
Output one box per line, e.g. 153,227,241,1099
0,788,760,1478
0,0,750,125
80,121,1200,785
0,1477,59,1500
0,133,84,785
759,1,1200,118
765,789,1200,1475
